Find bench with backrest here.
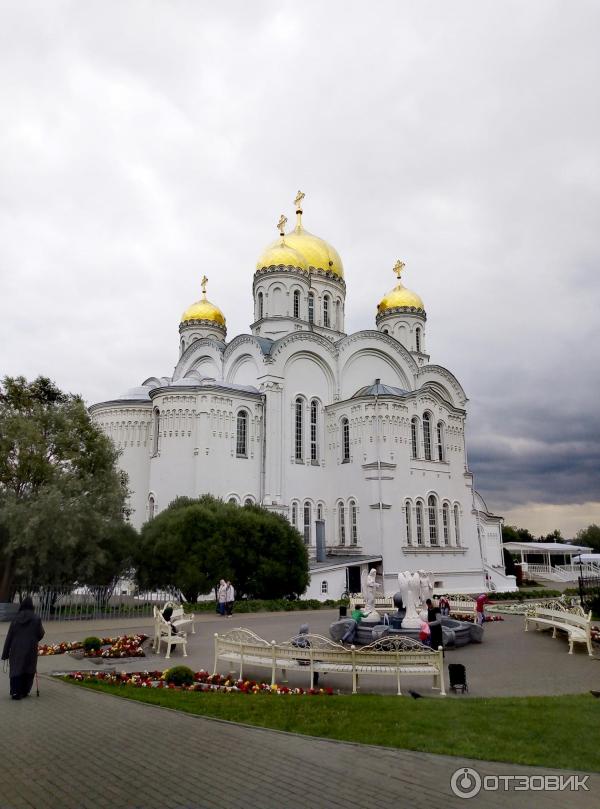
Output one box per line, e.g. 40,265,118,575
162,601,195,634
524,601,593,656
213,628,445,695
153,607,189,659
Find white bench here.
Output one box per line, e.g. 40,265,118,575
153,607,189,659
524,601,593,656
213,628,445,695
163,601,195,635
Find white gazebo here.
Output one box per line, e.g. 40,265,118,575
503,542,591,582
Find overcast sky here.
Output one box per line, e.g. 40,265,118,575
1,1,598,537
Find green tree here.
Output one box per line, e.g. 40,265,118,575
135,495,309,602
502,524,535,543
575,524,600,553
0,376,134,601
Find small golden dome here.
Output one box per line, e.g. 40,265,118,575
181,275,226,326
256,241,309,272
377,260,424,313
256,193,344,278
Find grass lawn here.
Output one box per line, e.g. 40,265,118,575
69,681,600,772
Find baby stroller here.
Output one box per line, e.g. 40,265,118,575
448,663,468,693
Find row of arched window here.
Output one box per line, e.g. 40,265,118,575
257,289,341,329
410,413,445,461
294,399,351,464
404,497,461,547
289,499,359,546
152,408,252,458
381,324,422,353
227,495,256,507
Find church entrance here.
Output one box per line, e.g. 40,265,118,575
347,566,361,595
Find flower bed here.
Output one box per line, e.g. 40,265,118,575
39,634,148,658
62,669,335,695
451,613,504,623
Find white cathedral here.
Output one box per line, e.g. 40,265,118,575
91,193,515,598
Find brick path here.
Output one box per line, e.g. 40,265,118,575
0,675,598,809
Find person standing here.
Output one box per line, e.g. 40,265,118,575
1,596,45,700
476,593,488,625
217,579,227,616
225,580,235,617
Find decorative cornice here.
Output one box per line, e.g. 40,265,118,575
376,306,427,323
253,265,345,290
179,319,226,335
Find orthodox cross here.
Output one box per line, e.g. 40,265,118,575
294,190,305,210
201,275,208,296
277,214,287,235
394,260,405,279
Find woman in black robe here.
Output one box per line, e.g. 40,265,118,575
1,596,45,700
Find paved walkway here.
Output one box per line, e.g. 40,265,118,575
0,675,598,809
12,610,600,697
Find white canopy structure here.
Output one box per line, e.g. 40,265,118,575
503,542,592,582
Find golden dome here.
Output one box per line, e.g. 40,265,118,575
256,193,344,278
256,241,308,272
377,261,425,313
181,276,226,326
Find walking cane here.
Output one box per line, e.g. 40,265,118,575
35,671,40,697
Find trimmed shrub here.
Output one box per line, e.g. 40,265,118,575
164,666,195,686
83,636,102,652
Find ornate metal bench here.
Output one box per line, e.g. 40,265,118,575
213,628,445,695
524,601,593,656
153,607,189,659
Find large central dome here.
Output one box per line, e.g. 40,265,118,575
256,193,344,278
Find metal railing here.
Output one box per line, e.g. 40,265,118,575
9,585,183,622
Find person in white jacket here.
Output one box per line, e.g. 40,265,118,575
225,581,235,617
217,580,227,616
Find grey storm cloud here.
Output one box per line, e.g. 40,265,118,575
0,0,599,527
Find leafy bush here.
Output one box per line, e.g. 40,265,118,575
164,666,195,686
182,598,346,614
487,589,562,601
83,636,102,652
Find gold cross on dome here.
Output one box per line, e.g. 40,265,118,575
201,275,208,296
394,260,405,279
277,214,287,235
294,190,305,210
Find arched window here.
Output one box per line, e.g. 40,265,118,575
350,500,358,545
416,501,424,545
310,399,319,462
180,339,185,356
383,328,389,334
428,494,438,545
423,413,432,461
152,408,160,456
336,299,341,329
341,417,350,462
338,501,346,545
295,397,304,461
308,292,315,323
317,502,323,520
323,294,330,327
303,501,311,545
148,495,155,520
244,498,253,507
436,421,444,461
410,417,419,459
415,326,422,353
228,496,238,505
291,501,298,529
293,289,300,319
442,503,450,545
454,505,461,545
321,580,328,595
405,500,412,545
236,410,248,457
258,291,264,319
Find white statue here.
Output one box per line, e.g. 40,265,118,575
418,570,434,606
398,570,422,628
360,567,381,621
